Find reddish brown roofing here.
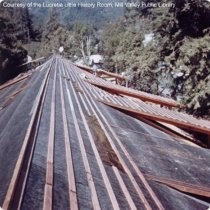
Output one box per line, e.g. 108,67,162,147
76,64,179,108
75,64,210,137
76,64,126,81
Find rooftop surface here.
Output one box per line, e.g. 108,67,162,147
0,55,210,210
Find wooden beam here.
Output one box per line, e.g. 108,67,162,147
43,66,56,210
135,116,201,147
18,57,45,67
112,166,137,210
2,58,54,210
75,63,126,81
0,74,31,91
75,64,94,73
74,73,164,210
97,69,125,81
59,71,79,210
145,173,210,198
64,66,120,210
99,100,210,136
87,80,179,108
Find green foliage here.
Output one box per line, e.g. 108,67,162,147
25,8,73,58
42,8,60,40
73,22,94,39
0,4,30,84
25,10,97,61
102,21,126,70
102,0,210,118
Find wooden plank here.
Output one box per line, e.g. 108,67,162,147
43,62,57,210
136,117,201,147
43,185,52,210
75,63,125,81
97,69,125,80
64,65,120,210
71,69,164,210
75,64,93,73
46,162,53,186
62,67,101,210
68,65,155,210
112,166,137,210
86,80,179,108
16,77,50,210
19,57,45,67
0,74,31,91
100,100,210,136
59,67,79,210
145,173,210,198
80,96,154,210
2,58,54,210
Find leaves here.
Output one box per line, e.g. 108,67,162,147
101,0,210,118
0,6,29,84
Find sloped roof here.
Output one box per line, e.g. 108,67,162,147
76,63,179,108
0,55,210,210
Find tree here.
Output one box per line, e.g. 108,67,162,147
42,8,60,41
101,0,210,118
102,21,126,72
0,4,30,84
33,8,74,58
72,22,96,64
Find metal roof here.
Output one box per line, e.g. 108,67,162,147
0,55,210,210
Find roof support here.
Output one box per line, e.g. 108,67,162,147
145,173,210,198
99,100,210,136
87,80,179,108
0,74,31,91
